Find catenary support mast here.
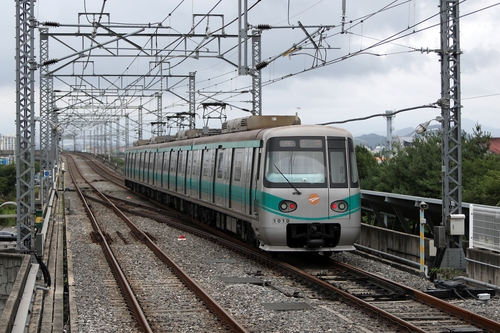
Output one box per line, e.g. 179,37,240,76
15,0,36,253
437,0,465,268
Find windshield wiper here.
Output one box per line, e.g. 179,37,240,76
274,164,301,195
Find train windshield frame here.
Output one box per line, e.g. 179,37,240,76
264,137,327,188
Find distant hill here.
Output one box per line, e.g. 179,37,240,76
354,133,386,149
355,119,500,149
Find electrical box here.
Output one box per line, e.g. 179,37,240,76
449,214,465,235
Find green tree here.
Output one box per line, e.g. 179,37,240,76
462,123,491,160
462,152,500,206
355,145,378,182
0,163,17,199
356,124,500,206
365,133,442,198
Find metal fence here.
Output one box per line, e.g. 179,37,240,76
469,204,500,252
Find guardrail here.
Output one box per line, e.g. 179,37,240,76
469,204,500,252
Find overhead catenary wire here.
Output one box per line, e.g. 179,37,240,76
72,0,416,121
50,0,500,138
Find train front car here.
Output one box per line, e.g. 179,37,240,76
255,125,361,252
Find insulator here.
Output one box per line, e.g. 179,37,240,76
255,61,269,70
43,59,59,66
256,24,272,30
43,21,60,27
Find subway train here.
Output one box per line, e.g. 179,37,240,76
124,115,361,253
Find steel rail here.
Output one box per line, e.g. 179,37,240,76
109,196,499,333
81,154,126,187
68,153,249,333
332,260,500,333
92,194,425,332
65,155,153,333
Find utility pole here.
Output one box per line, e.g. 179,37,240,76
384,110,394,157
436,0,465,269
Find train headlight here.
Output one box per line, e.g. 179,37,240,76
330,200,348,212
279,200,298,213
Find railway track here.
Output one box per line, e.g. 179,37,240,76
65,154,249,332
92,189,500,333
285,255,500,333
68,153,500,333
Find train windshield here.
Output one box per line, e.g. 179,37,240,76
264,137,327,188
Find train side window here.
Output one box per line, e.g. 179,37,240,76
170,152,178,173
150,152,155,182
139,152,144,180
163,151,170,172
216,151,224,179
192,150,199,176
328,138,348,188
186,151,192,176
178,151,187,175
233,150,243,182
329,151,347,185
156,152,162,175
202,150,211,177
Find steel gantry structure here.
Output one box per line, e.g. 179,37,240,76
14,2,270,249
15,1,467,270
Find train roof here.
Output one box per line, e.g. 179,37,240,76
126,115,353,152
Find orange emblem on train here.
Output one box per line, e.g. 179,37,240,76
308,193,320,205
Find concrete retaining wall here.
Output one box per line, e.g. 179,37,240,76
0,253,31,332
358,224,435,262
467,248,500,286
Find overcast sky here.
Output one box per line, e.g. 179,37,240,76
3,0,500,139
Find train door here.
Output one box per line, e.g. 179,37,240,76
214,149,225,206
136,153,140,180
226,149,232,207
231,149,244,212
146,152,152,183
186,150,193,196
191,150,201,199
136,152,140,181
148,152,152,183
162,151,170,188
177,150,187,194
169,151,178,191
214,148,232,207
201,149,214,203
154,152,162,187
140,152,146,182
242,148,254,215
327,137,350,219
144,153,148,183
347,138,360,214
150,152,156,185
251,147,261,216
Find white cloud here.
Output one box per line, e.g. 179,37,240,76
0,86,17,136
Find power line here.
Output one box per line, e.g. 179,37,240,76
317,103,439,126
